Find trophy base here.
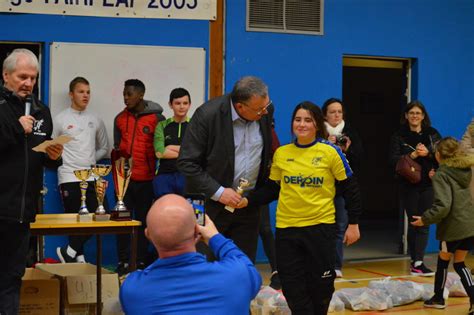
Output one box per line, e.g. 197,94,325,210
94,213,110,221
77,213,94,222
224,205,235,213
110,210,132,221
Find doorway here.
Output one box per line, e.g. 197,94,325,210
342,56,412,260
0,42,42,97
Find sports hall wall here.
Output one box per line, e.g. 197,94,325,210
0,0,473,264
224,0,473,255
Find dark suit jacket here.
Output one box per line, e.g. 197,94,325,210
177,94,274,217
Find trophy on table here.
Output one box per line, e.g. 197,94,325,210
73,169,94,222
225,178,250,213
110,151,133,221
91,164,112,221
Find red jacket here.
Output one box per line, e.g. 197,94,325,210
114,101,164,181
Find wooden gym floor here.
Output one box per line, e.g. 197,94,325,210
257,253,474,314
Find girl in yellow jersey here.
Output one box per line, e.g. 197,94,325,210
238,101,362,315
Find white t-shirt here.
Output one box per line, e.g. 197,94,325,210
53,107,109,184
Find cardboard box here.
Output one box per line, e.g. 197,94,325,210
20,268,60,315
36,263,121,315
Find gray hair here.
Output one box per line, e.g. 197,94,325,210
231,76,268,103
2,49,39,73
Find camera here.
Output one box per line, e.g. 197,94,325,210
336,134,347,146
185,193,206,226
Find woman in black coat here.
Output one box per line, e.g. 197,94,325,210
390,100,441,276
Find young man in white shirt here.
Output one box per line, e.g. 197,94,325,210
53,77,110,263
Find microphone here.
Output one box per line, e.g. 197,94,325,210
25,94,32,116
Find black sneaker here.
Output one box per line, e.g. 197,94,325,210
56,247,76,263
116,262,129,276
424,296,446,309
269,271,281,290
469,303,473,315
410,263,435,276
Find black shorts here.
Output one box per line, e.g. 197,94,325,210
440,237,474,253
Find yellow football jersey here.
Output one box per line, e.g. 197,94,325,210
270,139,353,228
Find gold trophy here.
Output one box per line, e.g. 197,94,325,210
91,164,112,221
225,178,250,213
73,169,94,222
110,156,132,221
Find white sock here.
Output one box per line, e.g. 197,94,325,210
414,260,423,267
76,255,86,263
66,246,77,258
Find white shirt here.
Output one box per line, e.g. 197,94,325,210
53,107,109,184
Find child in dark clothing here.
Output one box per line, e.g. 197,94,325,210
412,137,474,314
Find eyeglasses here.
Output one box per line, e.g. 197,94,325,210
408,111,423,116
241,100,272,116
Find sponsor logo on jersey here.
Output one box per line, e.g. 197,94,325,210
283,174,324,187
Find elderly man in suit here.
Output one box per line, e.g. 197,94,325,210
177,76,273,262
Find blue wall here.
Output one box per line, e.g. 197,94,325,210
225,0,473,254
1,0,473,264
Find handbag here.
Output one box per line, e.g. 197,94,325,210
396,154,422,184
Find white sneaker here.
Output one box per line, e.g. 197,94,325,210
76,255,86,263
335,269,343,278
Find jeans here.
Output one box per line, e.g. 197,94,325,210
0,220,30,315
334,195,347,270
117,180,154,264
259,205,277,271
152,172,185,199
400,184,433,262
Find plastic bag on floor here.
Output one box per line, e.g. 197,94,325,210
253,286,280,306
251,286,290,315
328,294,345,313
265,291,291,315
368,278,424,306
335,287,393,311
446,272,468,297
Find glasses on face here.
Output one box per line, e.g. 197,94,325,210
241,100,272,116
408,111,423,116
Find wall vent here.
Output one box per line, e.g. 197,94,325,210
247,0,324,35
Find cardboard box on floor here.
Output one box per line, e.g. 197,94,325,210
20,268,60,315
36,263,122,315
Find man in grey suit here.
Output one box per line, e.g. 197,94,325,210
177,76,273,262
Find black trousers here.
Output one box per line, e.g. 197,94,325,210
59,181,99,255
116,180,154,264
259,205,277,271
197,205,261,263
0,220,30,315
400,184,433,262
276,224,336,315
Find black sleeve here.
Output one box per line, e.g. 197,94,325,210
177,107,222,197
43,107,63,169
0,119,24,151
246,180,280,208
336,176,362,224
344,127,364,175
389,131,404,168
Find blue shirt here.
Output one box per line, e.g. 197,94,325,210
211,101,263,200
120,234,262,314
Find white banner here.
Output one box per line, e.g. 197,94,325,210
0,0,216,20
